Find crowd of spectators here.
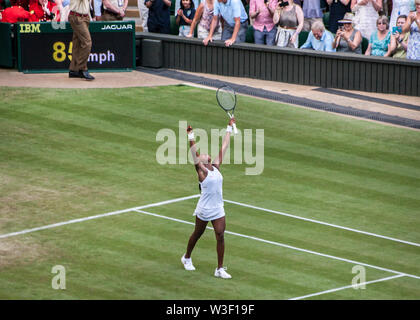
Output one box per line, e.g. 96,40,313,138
0,0,63,22
0,0,419,60
135,0,420,60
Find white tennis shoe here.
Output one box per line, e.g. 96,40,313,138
181,254,195,271
214,267,232,279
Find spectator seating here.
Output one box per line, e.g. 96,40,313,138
170,15,178,35
245,24,254,44
170,0,176,15
299,31,309,47
323,11,329,30
361,36,369,54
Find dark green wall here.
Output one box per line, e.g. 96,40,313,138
0,22,15,68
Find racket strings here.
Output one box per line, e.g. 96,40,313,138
217,88,236,111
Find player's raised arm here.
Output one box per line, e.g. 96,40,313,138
187,125,207,172
213,117,235,169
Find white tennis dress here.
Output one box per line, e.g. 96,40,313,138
193,166,225,221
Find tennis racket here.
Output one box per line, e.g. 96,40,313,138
216,85,238,134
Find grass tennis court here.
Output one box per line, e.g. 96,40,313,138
0,85,419,299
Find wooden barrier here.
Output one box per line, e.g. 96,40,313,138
137,32,420,97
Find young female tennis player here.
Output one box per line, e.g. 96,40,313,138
181,117,236,279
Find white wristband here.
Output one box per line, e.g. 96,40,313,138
188,132,195,141
226,125,233,133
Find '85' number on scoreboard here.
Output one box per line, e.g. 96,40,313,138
53,41,73,62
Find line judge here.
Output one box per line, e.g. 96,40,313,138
68,0,95,80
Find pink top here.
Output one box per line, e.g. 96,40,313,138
199,0,219,31
249,0,277,32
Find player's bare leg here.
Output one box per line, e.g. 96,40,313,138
181,217,208,271
212,216,231,279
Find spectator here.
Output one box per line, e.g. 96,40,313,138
302,0,323,32
364,15,391,56
388,14,409,58
383,0,392,16
249,0,277,45
92,0,102,20
102,0,128,20
187,0,222,39
390,0,412,28
333,12,362,53
53,0,65,20
402,0,420,60
0,5,37,22
57,0,71,21
175,0,199,15
145,0,172,34
273,0,304,48
203,0,249,47
176,0,196,36
29,0,59,21
327,0,351,34
138,0,149,31
351,0,382,39
300,20,336,51
68,0,95,80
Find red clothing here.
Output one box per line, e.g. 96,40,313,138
28,0,57,21
0,5,37,22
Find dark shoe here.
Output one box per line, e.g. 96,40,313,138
80,70,95,81
69,70,81,78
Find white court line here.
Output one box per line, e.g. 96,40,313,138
224,199,420,247
2,194,419,281
289,274,406,300
0,194,200,240
133,209,420,280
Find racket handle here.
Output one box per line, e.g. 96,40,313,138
232,123,238,134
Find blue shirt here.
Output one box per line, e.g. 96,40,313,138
369,31,391,57
145,0,170,28
214,0,248,27
300,30,336,52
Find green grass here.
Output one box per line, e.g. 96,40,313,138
0,85,419,299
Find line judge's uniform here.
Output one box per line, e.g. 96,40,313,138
68,0,92,74
193,166,225,221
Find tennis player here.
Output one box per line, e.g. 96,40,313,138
181,118,236,279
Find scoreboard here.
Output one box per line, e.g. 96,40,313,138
16,21,136,73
